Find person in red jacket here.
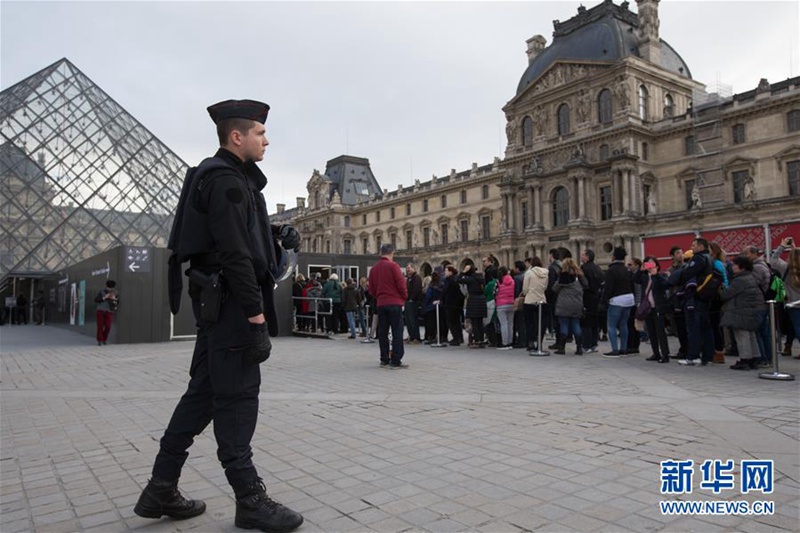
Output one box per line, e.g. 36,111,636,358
368,243,409,368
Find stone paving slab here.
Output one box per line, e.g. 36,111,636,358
1,326,799,532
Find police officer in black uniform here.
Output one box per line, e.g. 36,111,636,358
134,99,303,532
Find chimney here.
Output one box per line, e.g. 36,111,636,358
276,203,285,214
636,0,662,64
296,197,305,209
525,35,547,65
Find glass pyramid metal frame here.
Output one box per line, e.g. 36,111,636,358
0,57,187,280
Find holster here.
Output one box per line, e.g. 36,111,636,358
187,268,223,324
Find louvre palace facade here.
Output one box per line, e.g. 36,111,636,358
276,0,800,271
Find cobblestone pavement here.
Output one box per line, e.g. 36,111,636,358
2,325,799,532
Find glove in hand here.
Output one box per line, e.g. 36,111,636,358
278,225,301,252
246,322,272,364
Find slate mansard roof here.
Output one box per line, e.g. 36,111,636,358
516,0,692,96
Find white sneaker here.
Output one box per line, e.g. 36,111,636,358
677,359,697,366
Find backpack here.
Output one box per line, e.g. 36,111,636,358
764,265,786,303
696,255,723,301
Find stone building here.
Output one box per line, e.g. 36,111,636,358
277,0,800,270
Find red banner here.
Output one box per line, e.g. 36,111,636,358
643,221,800,266
642,232,695,270
702,226,765,256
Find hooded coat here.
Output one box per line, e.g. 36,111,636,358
522,266,549,305
720,271,767,331
553,273,587,318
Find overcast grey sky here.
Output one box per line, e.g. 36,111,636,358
2,1,798,213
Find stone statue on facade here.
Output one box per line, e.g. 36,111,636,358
615,76,631,110
691,184,702,209
647,189,657,214
533,105,548,136
743,176,757,201
505,116,517,145
576,90,590,123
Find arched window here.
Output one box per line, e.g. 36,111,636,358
557,104,570,135
598,89,613,124
638,85,649,121
552,187,569,227
663,93,674,118
522,116,533,146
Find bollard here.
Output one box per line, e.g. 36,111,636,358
430,301,447,348
759,300,795,381
528,301,550,357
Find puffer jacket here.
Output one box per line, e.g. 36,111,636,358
720,271,767,331
522,266,549,304
553,274,587,318
496,274,515,307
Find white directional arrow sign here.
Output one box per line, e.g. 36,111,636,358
128,262,140,272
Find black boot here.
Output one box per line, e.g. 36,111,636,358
235,479,304,532
134,478,206,520
646,354,660,361
730,359,751,370
658,355,670,363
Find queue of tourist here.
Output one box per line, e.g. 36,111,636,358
292,236,800,370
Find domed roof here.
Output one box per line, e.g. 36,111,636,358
516,0,691,96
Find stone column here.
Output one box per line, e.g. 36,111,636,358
578,177,586,220
509,192,517,231
534,185,543,227
621,168,630,214
527,186,535,229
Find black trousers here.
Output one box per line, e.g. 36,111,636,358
152,290,261,492
445,307,462,344
523,304,541,348
645,311,671,358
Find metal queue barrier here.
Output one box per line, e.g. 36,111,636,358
291,296,332,335
528,301,550,357
430,301,447,348
759,299,795,381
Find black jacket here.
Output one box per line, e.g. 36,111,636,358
581,260,604,314
442,275,465,309
169,148,281,335
602,261,633,304
458,271,487,319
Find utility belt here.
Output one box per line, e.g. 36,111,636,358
187,267,225,324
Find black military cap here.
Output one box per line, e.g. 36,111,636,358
207,99,270,124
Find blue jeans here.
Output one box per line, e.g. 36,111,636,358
378,305,405,364
559,317,582,344
346,311,357,337
607,305,632,353
357,306,367,335
788,308,800,340
686,299,715,363
754,309,772,364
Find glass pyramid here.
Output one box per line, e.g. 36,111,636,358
0,58,187,279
